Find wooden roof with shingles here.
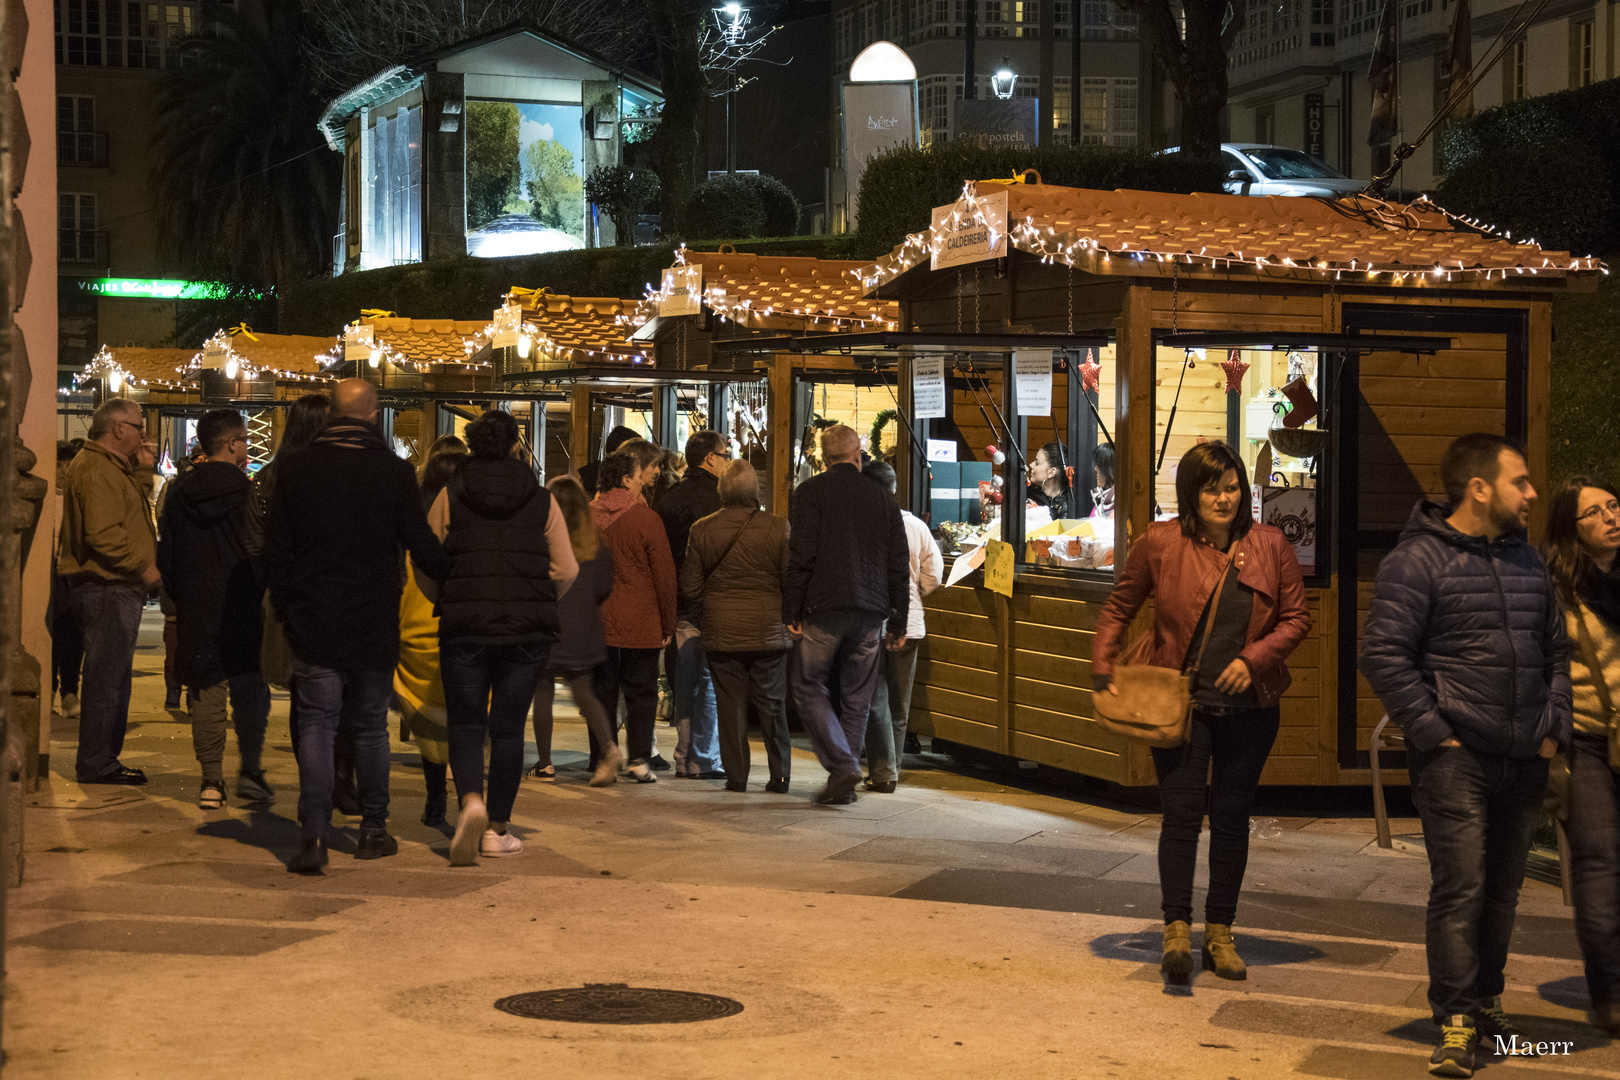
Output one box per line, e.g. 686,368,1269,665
857,184,1606,292
511,292,647,362
362,316,488,366
654,249,900,331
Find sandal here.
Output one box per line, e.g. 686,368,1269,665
528,764,556,783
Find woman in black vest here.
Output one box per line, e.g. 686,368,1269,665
425,411,578,866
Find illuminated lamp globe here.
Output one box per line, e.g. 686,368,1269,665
108,369,123,393
849,41,916,82
517,334,533,359
225,356,239,379
368,352,380,369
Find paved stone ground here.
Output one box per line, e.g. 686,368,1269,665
7,608,1618,1079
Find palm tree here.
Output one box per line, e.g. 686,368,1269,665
152,1,340,288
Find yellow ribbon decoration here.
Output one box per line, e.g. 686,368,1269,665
227,322,259,341
506,287,550,307
360,308,397,319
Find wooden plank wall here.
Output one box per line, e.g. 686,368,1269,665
1352,336,1508,761
914,580,1336,785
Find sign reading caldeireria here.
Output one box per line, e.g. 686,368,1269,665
929,188,1009,272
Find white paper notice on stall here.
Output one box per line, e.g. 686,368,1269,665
926,438,957,462
913,354,947,419
945,544,987,587
1013,350,1052,416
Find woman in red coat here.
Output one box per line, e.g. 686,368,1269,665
1093,441,1311,984
590,450,677,782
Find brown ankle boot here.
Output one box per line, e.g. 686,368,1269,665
1202,923,1246,980
1161,920,1193,980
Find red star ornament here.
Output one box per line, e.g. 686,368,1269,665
1220,349,1250,394
1079,349,1102,394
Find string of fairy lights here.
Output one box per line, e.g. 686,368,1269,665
850,183,1608,292
640,246,902,332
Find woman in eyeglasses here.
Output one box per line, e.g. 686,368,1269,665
1543,474,1620,1035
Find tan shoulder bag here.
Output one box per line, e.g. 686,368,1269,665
1094,554,1232,747
1571,605,1620,772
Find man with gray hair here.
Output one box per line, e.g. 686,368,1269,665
59,397,160,785
782,425,909,804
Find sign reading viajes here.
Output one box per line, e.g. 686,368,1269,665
841,82,918,230
950,98,1039,150
930,187,1008,271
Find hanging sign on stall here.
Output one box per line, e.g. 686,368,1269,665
343,324,374,364
926,438,957,462
913,353,947,419
1013,350,1052,416
491,302,522,349
929,188,1008,272
659,265,704,317
201,340,229,370
983,539,1015,597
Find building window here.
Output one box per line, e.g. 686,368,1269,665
362,106,422,269
1578,21,1594,87
57,95,108,166
919,73,962,145
835,8,854,60
56,0,195,68
59,192,101,263
1507,39,1526,101
858,0,878,46
1254,105,1275,143
1053,75,1072,139
1080,0,1136,41
1111,77,1138,144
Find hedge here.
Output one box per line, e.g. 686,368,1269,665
855,142,1228,255
1550,271,1620,484
276,234,864,334
1436,77,1620,255
682,173,802,241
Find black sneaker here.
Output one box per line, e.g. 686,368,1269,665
235,770,275,803
815,771,861,805
164,689,182,710
1430,1015,1477,1077
355,829,399,860
1476,996,1525,1046
765,776,790,794
287,837,327,874
648,754,671,772
903,733,922,754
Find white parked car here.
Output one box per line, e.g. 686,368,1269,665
1161,143,1368,198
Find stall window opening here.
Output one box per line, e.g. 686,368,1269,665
1019,346,1118,574
1152,344,1325,576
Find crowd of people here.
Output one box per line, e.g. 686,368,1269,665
54,381,938,872
51,389,1620,1066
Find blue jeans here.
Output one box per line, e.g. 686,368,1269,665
865,638,922,784
790,610,885,781
1567,731,1620,1008
291,660,394,838
672,633,720,774
1409,742,1550,1021
69,580,146,782
441,641,546,824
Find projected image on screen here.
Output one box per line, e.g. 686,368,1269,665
465,101,585,258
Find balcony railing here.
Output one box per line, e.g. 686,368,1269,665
57,131,109,167
59,229,110,268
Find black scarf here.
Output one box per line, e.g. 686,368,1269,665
313,417,390,453
1581,565,1620,635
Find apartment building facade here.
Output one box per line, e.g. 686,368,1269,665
1225,0,1617,189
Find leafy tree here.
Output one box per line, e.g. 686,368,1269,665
525,139,585,237
151,1,340,286
584,165,661,245
466,101,522,230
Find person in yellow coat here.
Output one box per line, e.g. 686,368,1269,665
395,437,467,827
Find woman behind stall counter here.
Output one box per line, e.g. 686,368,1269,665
1091,440,1311,985
1026,441,1074,521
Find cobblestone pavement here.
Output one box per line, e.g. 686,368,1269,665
7,609,1617,1079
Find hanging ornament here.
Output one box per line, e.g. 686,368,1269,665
1078,349,1102,394
1220,349,1250,394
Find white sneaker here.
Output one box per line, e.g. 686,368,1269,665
479,829,522,857
449,795,487,866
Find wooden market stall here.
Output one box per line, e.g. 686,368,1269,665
830,179,1602,787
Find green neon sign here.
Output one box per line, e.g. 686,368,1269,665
76,278,266,300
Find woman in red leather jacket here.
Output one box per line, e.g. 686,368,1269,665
1093,441,1311,984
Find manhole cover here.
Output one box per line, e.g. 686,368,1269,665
494,983,744,1025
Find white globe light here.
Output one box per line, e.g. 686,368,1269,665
517,334,533,359
225,357,239,379
849,41,916,82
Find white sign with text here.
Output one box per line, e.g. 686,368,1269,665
1014,349,1052,416
913,353,947,419
929,188,1008,272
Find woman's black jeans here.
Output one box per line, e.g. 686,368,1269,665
1567,730,1620,1008
441,641,547,824
1150,704,1281,926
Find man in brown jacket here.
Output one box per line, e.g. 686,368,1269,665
59,397,160,784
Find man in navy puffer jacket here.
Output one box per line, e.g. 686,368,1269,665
1362,433,1571,1078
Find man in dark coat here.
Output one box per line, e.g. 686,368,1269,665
657,429,729,778
265,379,450,872
1361,432,1572,1077
577,425,641,496
783,424,909,805
158,409,273,809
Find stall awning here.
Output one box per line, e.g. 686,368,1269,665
788,330,1113,357
1158,331,1455,354
500,365,766,389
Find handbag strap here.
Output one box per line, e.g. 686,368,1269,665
1574,603,1617,722
1186,550,1234,680
705,509,759,577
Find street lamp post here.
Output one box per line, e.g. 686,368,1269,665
991,61,1017,100
713,3,748,174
